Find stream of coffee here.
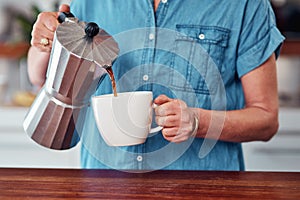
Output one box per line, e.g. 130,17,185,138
106,66,118,97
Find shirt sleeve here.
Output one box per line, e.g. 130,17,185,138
236,0,285,78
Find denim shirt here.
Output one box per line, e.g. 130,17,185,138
71,0,284,171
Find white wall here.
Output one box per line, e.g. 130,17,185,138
0,0,71,11
0,0,72,35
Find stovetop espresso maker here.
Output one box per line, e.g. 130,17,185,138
23,12,119,150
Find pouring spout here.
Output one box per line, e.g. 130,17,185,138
102,65,112,69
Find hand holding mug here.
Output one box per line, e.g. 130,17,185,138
154,95,199,143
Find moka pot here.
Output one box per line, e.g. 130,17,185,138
23,12,119,150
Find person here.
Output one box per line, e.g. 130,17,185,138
28,0,285,171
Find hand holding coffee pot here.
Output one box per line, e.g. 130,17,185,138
24,5,119,150
31,4,70,52
28,5,70,88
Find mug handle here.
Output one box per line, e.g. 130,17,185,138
150,103,163,133
150,126,163,133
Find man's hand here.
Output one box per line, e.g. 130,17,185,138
154,95,199,143
30,4,70,52
27,4,70,87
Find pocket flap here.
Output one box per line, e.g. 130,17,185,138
176,25,230,47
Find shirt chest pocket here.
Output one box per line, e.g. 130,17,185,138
170,25,230,95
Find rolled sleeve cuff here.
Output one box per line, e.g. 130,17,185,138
237,26,285,78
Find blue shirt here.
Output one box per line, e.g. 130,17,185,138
70,0,284,171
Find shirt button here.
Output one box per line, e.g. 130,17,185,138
199,33,205,40
162,0,168,3
143,74,149,81
149,33,155,40
137,155,143,162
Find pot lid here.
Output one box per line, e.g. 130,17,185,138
56,16,119,67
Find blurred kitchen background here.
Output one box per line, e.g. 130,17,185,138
0,0,299,171
0,0,81,169
0,0,71,106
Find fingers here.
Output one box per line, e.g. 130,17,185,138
154,94,172,105
59,4,70,12
154,95,189,127
31,12,59,52
161,127,178,141
154,95,197,143
155,115,178,128
162,127,193,143
155,110,191,127
30,4,70,52
38,12,59,32
155,96,183,116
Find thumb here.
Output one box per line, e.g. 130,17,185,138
59,4,70,12
154,95,173,105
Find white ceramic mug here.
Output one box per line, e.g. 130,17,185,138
91,91,162,146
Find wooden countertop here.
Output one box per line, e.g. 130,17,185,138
0,168,299,199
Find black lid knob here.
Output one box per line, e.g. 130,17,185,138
58,12,75,23
85,22,100,40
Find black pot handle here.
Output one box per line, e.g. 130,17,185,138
57,12,75,23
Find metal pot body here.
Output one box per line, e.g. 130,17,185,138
23,14,118,150
23,26,108,150
23,87,84,150
46,33,106,106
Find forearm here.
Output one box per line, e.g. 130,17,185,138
195,106,278,143
27,46,50,88
194,54,279,143
27,5,70,88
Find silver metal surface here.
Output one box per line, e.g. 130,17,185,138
23,15,119,150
